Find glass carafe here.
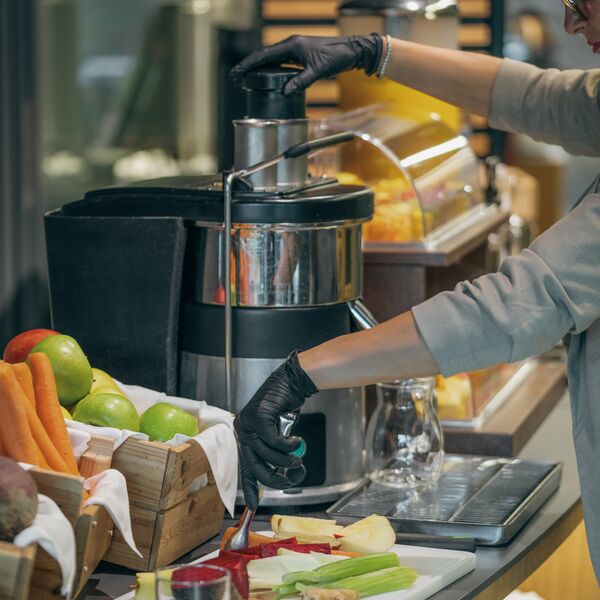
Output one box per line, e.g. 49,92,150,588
366,378,444,488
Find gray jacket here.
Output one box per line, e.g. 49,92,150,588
412,58,600,575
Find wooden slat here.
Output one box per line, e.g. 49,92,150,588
458,0,491,19
159,443,211,511
29,469,83,526
0,543,36,600
262,24,339,46
153,483,224,569
459,23,491,47
78,435,114,480
110,438,171,511
263,0,337,20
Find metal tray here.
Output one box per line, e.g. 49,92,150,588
327,455,562,545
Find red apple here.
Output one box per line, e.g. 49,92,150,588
3,329,59,364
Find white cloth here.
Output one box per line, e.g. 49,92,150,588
66,382,238,516
14,494,76,599
83,469,141,557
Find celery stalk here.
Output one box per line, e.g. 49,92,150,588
295,566,418,597
281,553,399,586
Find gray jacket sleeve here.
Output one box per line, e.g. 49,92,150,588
411,194,600,377
489,59,600,157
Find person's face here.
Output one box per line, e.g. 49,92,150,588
564,0,600,53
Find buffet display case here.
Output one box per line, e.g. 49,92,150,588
312,103,501,249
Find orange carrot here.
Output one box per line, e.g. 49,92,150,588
28,353,79,475
11,362,36,408
20,385,71,474
0,427,5,456
0,363,42,465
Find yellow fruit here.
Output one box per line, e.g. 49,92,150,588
60,406,72,420
338,515,396,555
90,368,122,395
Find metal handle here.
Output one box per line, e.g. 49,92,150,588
283,131,354,159
348,299,378,331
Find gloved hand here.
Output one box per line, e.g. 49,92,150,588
231,34,383,95
234,351,318,509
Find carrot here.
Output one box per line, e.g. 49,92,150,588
28,353,79,475
0,427,5,456
20,385,71,474
11,362,36,408
220,527,275,550
0,363,42,465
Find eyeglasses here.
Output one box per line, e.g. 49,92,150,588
562,0,588,21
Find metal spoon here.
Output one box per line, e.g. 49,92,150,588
225,411,304,551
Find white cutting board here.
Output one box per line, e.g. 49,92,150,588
116,532,476,600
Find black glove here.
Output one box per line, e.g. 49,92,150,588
231,34,383,96
234,351,318,509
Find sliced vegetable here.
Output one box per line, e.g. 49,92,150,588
203,552,250,598
247,551,345,591
337,515,396,555
295,566,418,598
281,552,399,586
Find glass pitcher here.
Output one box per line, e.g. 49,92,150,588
366,378,444,488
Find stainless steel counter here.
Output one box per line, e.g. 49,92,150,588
80,393,582,600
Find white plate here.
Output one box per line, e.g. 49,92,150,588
115,531,476,600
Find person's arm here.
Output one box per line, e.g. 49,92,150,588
298,311,439,389
299,194,600,389
383,40,501,118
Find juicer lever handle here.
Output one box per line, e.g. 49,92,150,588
283,131,354,159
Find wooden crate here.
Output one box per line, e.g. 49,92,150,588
104,438,225,571
0,438,114,600
0,543,36,600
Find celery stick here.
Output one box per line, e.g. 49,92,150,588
282,552,399,585
295,566,418,597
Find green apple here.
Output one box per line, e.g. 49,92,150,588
73,393,140,431
90,368,122,395
139,403,198,442
29,334,93,406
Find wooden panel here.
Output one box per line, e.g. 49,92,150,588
111,438,171,511
263,0,337,20
458,0,491,19
159,443,211,511
459,23,491,47
153,483,225,570
78,435,114,479
262,25,339,46
0,543,36,600
105,482,225,571
104,503,158,572
29,469,83,526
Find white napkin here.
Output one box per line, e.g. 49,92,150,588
83,469,141,557
67,382,238,516
14,494,76,599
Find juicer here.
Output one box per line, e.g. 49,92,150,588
45,67,376,506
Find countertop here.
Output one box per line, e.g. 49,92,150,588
80,392,581,600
